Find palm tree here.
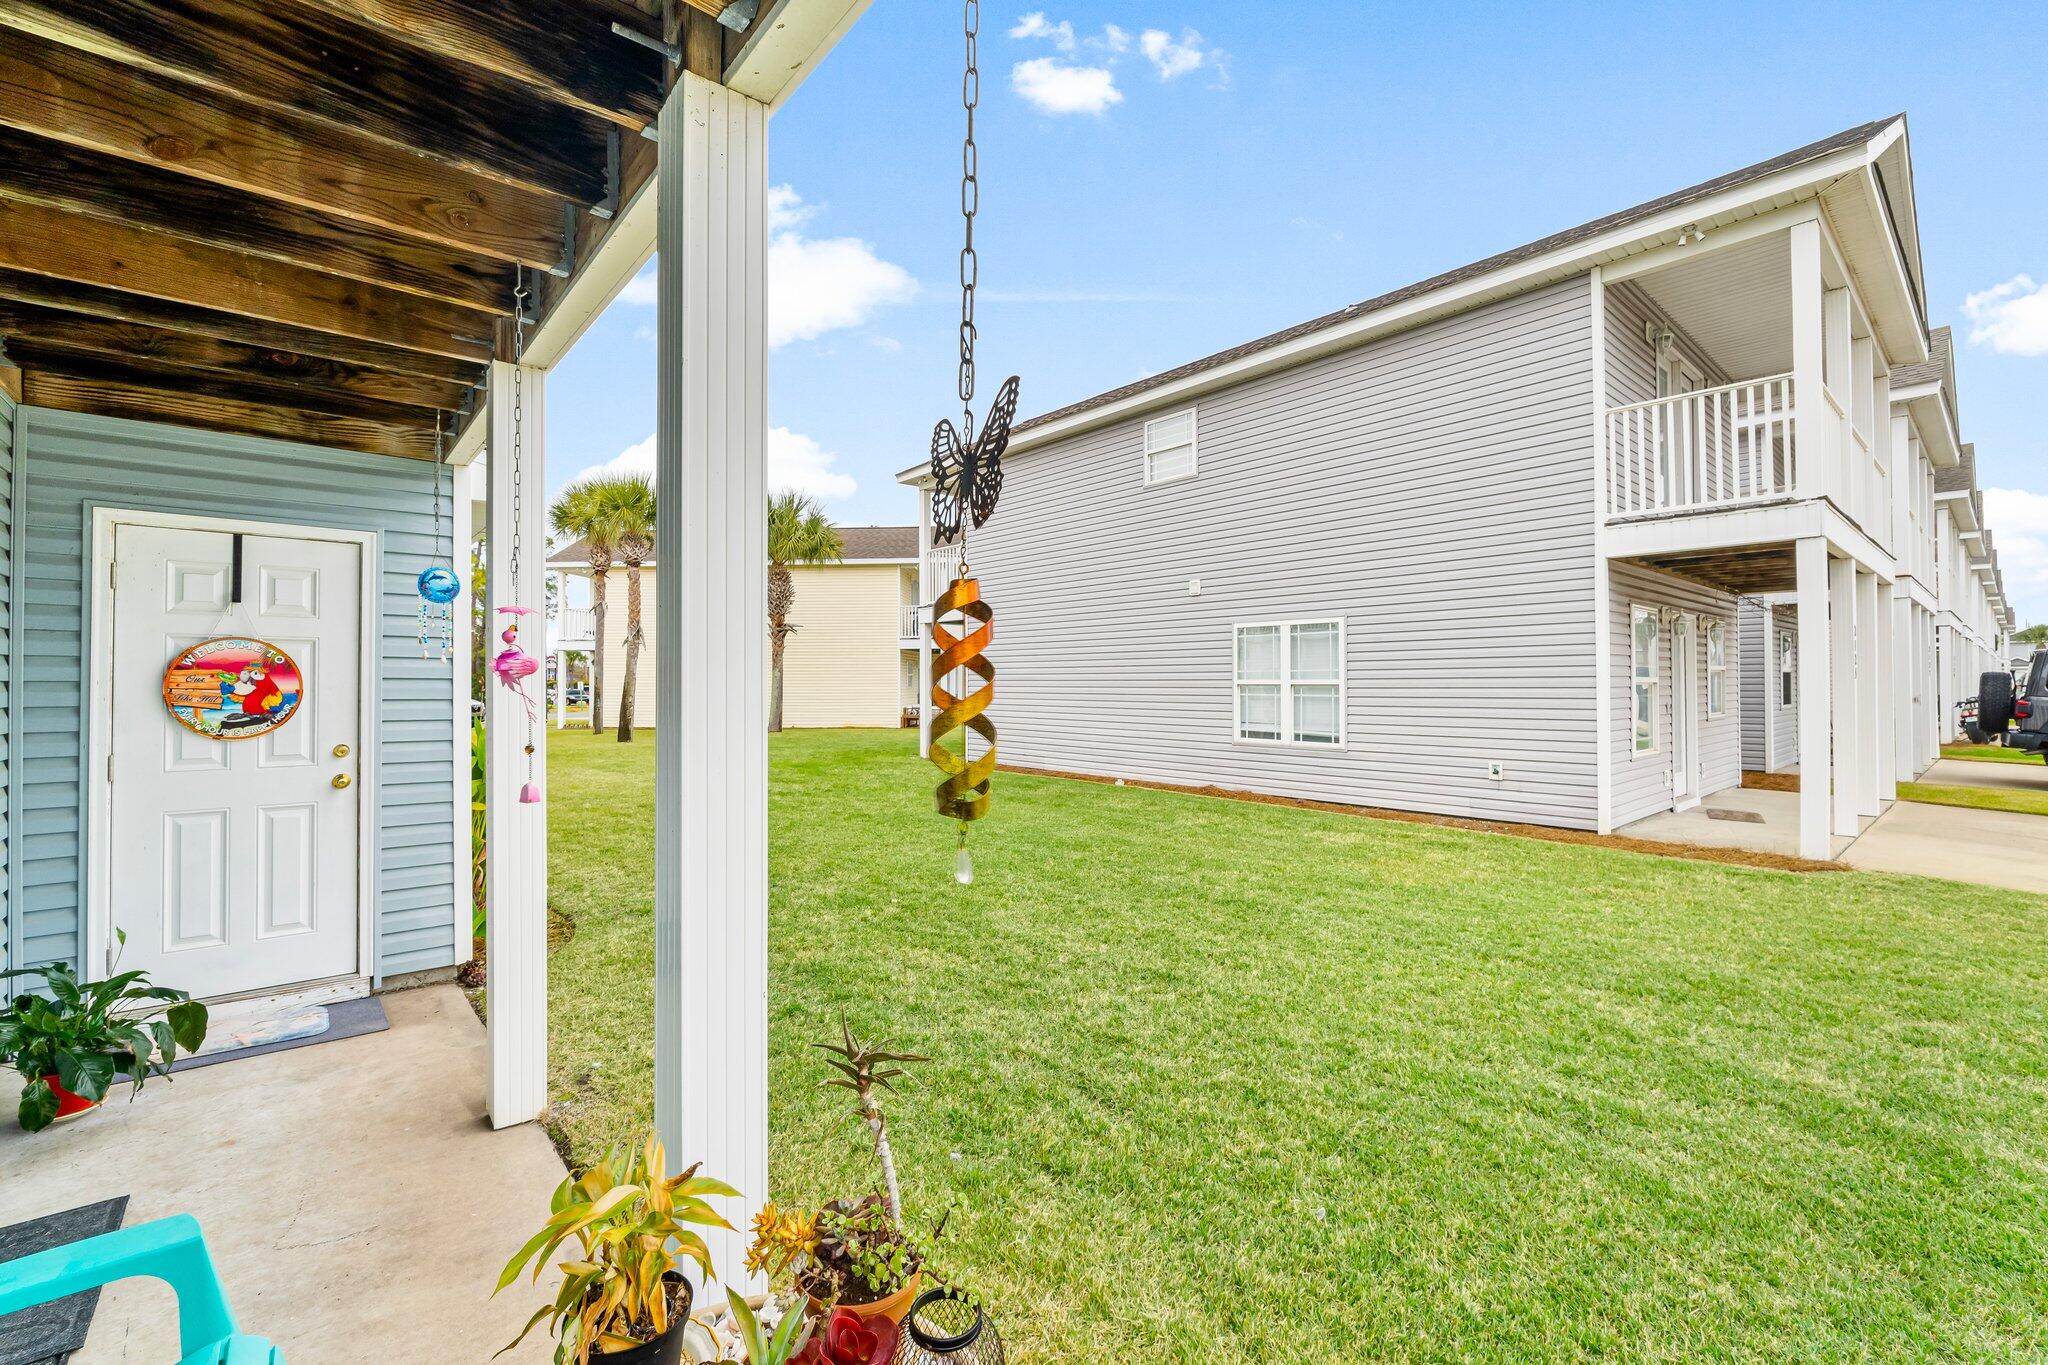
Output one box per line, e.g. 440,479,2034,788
594,475,655,742
767,492,843,733
549,478,627,737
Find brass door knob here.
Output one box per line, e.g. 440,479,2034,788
333,743,351,758
331,773,353,789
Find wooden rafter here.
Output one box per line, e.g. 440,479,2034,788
288,0,668,129
0,268,486,386
10,343,445,425
0,126,513,314
0,299,472,412
0,198,496,363
0,0,610,204
0,31,571,268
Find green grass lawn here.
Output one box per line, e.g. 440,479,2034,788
545,728,2048,1360
1942,741,2043,765
1899,780,2048,818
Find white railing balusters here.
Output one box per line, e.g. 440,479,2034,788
1604,372,1797,518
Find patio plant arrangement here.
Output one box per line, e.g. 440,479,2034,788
0,935,209,1131
497,1135,737,1364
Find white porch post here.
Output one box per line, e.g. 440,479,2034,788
654,70,770,1281
916,485,933,759
1795,537,1833,859
1788,218,1825,500
1855,569,1881,816
1877,582,1898,797
555,648,569,730
1760,605,1776,774
485,358,549,1128
1829,556,1859,837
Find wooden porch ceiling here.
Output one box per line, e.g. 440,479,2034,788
0,0,752,460
1627,543,1798,597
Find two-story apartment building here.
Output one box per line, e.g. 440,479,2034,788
904,115,1961,861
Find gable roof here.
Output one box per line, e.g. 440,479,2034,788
1935,442,1977,496
1012,114,1905,440
1889,324,1951,388
547,524,917,568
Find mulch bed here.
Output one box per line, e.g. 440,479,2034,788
1741,770,1800,793
1001,765,1845,874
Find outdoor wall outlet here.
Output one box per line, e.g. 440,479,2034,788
1487,761,1505,781
1188,578,1202,597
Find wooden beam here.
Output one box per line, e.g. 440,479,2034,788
0,198,495,363
0,0,609,204
22,357,437,459
288,0,667,129
0,299,471,412
0,126,512,314
9,342,445,426
0,268,485,386
0,31,570,268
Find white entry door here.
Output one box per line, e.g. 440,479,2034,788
106,523,364,999
1671,612,1699,805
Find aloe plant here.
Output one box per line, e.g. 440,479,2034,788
0,934,208,1132
725,1288,814,1365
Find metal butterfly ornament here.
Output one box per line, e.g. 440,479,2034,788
929,375,1019,547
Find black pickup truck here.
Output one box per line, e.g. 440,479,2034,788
1975,649,2048,757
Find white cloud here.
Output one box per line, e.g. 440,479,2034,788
1008,12,1075,50
1139,27,1205,79
1963,275,2048,356
1985,486,2048,624
613,188,915,349
1011,56,1121,115
868,335,902,352
566,428,856,500
1097,23,1130,53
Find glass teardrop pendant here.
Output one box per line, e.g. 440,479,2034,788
954,826,974,885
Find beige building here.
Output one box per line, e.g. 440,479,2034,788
548,525,923,729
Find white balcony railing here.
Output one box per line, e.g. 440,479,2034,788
555,606,596,646
900,604,921,638
1607,373,1796,518
923,543,962,588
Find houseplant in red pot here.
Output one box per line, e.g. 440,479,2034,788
497,1135,737,1364
0,936,209,1131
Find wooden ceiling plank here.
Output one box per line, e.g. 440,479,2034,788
9,341,448,427
0,0,608,204
0,32,569,269
288,0,667,129
0,299,470,412
23,368,437,460
0,126,512,315
0,267,485,387
0,198,495,363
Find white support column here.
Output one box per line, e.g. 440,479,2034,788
916,485,934,760
654,70,769,1282
485,358,549,1128
1590,266,1614,834
1874,579,1896,800
1856,569,1880,816
1788,219,1826,501
554,649,569,729
1760,604,1776,771
1888,590,1909,786
1796,538,1833,860
1829,556,1859,837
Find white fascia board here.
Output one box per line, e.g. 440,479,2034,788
1889,381,1959,467
725,0,873,111
1009,142,1881,456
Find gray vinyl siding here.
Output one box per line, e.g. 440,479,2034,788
0,390,13,969
1603,281,1729,412
960,276,1601,827
1738,601,1798,772
1609,562,1743,828
10,406,460,978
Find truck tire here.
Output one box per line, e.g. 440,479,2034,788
1979,671,2015,734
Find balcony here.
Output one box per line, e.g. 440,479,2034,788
553,605,596,650
901,602,922,640
1606,373,1796,518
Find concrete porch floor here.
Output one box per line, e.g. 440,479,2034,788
1617,786,1863,859
0,984,565,1363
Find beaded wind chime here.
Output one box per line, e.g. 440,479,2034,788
491,268,543,804
415,417,461,661
926,0,1020,885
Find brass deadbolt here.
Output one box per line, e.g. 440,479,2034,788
331,773,353,790
333,743,351,758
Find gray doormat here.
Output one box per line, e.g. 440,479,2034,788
0,1196,128,1365
114,995,388,1081
1705,807,1767,824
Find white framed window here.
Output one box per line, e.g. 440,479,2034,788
1778,632,1795,707
1631,605,1659,755
1143,408,1198,485
1234,619,1344,746
1705,618,1727,716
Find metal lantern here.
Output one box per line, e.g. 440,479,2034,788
894,1289,1004,1365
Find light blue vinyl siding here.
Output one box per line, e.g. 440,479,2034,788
0,388,15,969
9,406,461,979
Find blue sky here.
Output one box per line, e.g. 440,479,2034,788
544,1,2047,625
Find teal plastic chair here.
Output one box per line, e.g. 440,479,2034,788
0,1213,281,1363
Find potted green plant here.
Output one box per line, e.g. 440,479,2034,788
0,939,209,1132
497,1136,736,1365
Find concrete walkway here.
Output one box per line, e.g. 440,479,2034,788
1919,756,2047,792
1617,787,1861,859
0,984,566,1363
1843,800,2048,895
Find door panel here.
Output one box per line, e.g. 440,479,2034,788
109,524,362,999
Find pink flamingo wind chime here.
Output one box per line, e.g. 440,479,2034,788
493,268,542,804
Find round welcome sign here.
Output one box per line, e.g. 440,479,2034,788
162,637,305,740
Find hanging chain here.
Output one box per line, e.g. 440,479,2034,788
958,0,979,433
432,414,446,566
510,265,528,586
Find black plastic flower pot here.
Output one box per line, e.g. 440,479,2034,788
595,1273,693,1365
